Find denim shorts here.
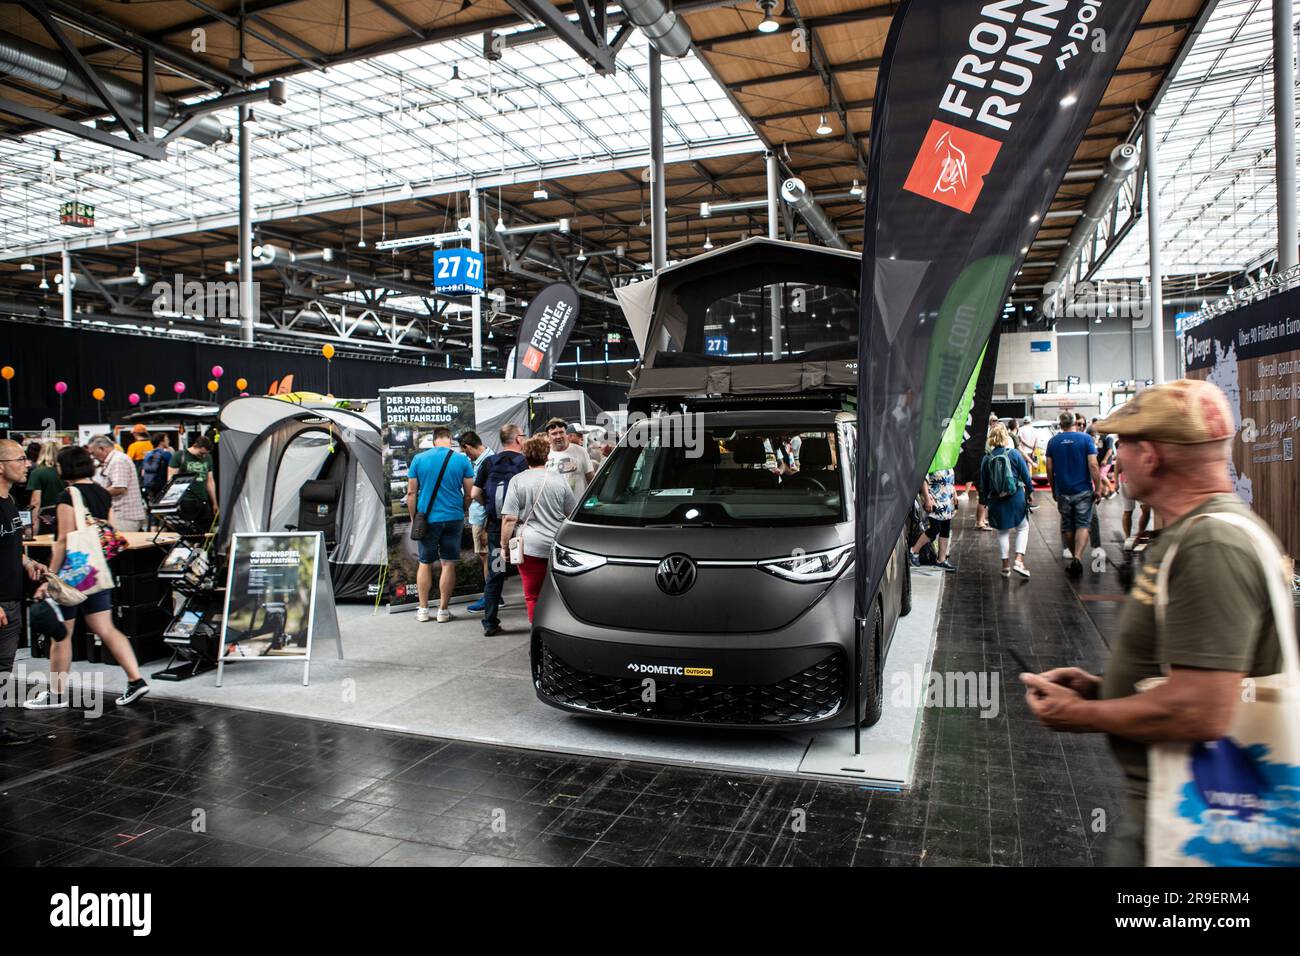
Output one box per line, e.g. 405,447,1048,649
417,519,463,564
1057,489,1095,532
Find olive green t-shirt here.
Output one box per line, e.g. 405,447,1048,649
1102,494,1286,808
26,465,64,510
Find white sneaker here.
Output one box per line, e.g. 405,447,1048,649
436,608,452,623
415,607,430,623
1062,548,1072,560
1123,536,1136,551
1013,562,1031,578
24,690,69,710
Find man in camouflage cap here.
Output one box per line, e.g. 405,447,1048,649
1018,379,1289,864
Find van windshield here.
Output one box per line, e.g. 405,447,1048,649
572,421,844,528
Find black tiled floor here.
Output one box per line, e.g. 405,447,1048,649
0,496,1133,866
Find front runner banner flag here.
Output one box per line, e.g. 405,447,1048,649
512,282,580,380
854,0,1151,621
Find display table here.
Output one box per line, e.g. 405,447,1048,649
24,531,181,665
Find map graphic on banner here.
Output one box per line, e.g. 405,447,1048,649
379,390,477,608
853,0,1153,622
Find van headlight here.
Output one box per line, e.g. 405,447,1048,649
552,543,608,575
758,544,854,582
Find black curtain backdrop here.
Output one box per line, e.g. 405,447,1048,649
0,321,495,431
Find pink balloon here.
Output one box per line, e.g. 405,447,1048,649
128,392,140,405
173,381,186,394
211,365,224,378
240,391,249,397
54,381,67,395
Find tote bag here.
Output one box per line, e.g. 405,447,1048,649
1143,512,1300,866
57,486,116,598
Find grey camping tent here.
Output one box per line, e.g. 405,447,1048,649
216,396,386,600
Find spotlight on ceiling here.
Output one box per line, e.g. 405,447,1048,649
533,187,549,200
849,179,863,197
816,114,832,136
756,0,780,32
702,234,713,251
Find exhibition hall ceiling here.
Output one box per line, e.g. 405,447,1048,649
0,0,1262,354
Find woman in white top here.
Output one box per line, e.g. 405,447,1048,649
500,435,578,623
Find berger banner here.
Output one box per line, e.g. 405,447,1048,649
854,0,1151,621
512,282,580,379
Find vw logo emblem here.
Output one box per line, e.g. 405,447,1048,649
655,554,697,596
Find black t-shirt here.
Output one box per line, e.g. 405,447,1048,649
0,495,25,603
58,483,113,522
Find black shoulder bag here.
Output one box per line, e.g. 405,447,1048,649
409,449,454,541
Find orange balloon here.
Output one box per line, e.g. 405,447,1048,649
322,343,335,360
0,366,13,381
207,380,219,393
92,387,105,401
235,377,248,391
144,384,156,397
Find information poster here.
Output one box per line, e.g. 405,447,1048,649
217,532,342,686
1185,286,1300,557
378,390,477,608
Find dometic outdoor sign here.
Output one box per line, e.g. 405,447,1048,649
513,282,580,379
854,0,1151,652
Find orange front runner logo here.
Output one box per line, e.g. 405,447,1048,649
522,346,545,372
903,120,1002,214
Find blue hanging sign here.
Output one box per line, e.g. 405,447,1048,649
433,248,484,295
1029,340,1052,352
705,335,729,355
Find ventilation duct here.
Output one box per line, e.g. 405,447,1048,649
620,0,693,57
780,178,848,250
1040,143,1141,315
0,31,230,145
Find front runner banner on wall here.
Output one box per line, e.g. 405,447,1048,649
854,0,1152,624
379,390,477,608
512,282,580,380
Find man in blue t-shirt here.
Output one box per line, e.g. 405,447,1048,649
405,427,475,623
1045,411,1101,578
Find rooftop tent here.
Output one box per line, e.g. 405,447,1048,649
617,237,863,401
379,378,603,443
216,396,386,600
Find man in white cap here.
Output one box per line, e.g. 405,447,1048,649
1019,379,1288,865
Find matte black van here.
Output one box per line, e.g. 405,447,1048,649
530,238,910,729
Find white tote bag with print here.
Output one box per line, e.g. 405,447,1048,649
57,486,116,598
1143,512,1300,866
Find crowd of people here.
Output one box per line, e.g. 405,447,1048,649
404,416,599,635
915,404,1159,582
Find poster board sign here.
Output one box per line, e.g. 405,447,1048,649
1184,285,1300,558
379,390,477,609
78,424,110,446
216,532,341,686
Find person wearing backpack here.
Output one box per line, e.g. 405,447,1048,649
980,422,1033,579
471,424,528,636
139,434,173,503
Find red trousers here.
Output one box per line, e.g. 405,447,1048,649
518,554,549,622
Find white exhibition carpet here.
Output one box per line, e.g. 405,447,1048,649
16,572,943,786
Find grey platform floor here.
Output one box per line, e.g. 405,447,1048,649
16,572,942,785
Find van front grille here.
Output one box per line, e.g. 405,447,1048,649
535,639,845,726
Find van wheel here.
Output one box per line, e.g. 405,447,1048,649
899,555,912,617
859,602,884,727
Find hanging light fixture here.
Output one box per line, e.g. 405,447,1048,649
703,233,713,251
494,214,506,232
38,277,49,291
756,0,780,32
357,208,367,248
849,179,863,197
816,114,833,136
576,248,587,262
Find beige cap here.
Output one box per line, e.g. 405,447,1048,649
1094,379,1235,444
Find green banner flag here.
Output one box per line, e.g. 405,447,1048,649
928,343,986,474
